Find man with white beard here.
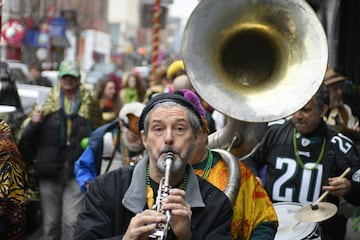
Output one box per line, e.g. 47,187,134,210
74,92,233,240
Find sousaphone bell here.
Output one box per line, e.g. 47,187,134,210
181,0,328,203
182,0,328,124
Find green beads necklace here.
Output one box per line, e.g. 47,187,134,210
146,163,188,190
201,148,214,180
292,128,326,170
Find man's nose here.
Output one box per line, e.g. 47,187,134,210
164,129,174,145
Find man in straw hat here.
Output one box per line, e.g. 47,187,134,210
323,67,360,132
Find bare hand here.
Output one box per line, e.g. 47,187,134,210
123,209,166,240
31,109,44,124
322,177,351,197
162,188,192,240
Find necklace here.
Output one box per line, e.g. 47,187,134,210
146,164,188,189
146,163,188,208
292,128,326,170
202,148,214,180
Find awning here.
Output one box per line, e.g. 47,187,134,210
51,35,70,48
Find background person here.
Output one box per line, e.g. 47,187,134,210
19,60,102,240
74,102,145,192
144,65,167,102
164,60,186,93
28,63,53,87
94,77,122,123
171,71,216,134
120,72,146,104
323,67,360,132
0,119,27,239
74,93,233,239
243,84,360,240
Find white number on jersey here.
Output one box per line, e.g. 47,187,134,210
272,157,323,204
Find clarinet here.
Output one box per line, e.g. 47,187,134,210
148,152,174,240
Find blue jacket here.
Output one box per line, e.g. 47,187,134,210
74,120,121,192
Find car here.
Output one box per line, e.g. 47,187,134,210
0,61,52,139
41,70,59,86
84,62,122,90
6,59,30,84
0,61,26,138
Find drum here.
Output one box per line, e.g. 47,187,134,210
274,202,321,240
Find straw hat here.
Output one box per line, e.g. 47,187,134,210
324,67,346,86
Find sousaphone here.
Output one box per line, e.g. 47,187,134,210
182,0,328,155
182,0,328,202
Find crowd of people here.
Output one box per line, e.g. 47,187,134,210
1,55,360,240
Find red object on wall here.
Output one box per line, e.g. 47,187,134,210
1,19,26,46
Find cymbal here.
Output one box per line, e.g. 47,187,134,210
294,202,338,222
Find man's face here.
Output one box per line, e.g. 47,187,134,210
60,75,80,91
328,82,344,108
141,105,198,173
292,98,327,134
122,127,144,153
30,68,40,79
104,81,117,100
188,129,208,165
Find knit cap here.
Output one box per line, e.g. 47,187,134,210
139,92,203,132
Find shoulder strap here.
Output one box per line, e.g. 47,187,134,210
103,131,120,173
